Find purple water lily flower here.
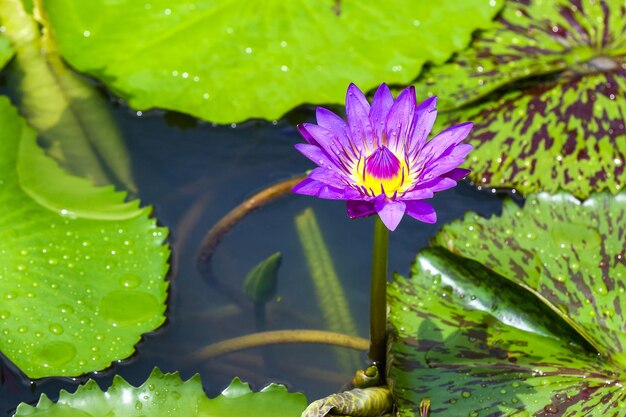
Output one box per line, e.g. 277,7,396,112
292,83,473,231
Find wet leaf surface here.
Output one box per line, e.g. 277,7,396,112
14,369,307,416
0,97,169,378
43,0,501,123
415,0,626,197
388,192,626,416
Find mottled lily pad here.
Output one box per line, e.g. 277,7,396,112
42,0,502,123
415,0,626,197
14,369,307,416
388,192,626,416
0,97,169,378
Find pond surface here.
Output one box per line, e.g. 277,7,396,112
0,86,506,415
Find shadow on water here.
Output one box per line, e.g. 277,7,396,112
0,88,505,415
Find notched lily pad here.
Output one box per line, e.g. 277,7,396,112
388,247,624,416
416,0,626,197
43,0,502,123
14,368,308,416
433,192,626,364
388,191,626,416
0,97,169,378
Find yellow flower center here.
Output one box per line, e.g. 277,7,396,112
351,146,410,197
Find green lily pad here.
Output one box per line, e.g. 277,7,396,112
0,96,169,378
388,247,622,417
388,192,626,416
0,34,14,69
14,368,308,416
415,0,626,197
42,0,502,123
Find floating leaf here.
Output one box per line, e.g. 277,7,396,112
42,0,502,123
415,0,626,197
388,247,623,417
0,97,169,378
388,192,626,416
0,0,136,191
433,192,626,365
14,368,308,416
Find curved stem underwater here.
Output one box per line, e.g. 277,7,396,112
189,330,369,361
369,216,389,376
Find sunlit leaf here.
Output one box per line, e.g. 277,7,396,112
415,0,626,197
0,97,169,378
0,34,14,69
433,192,626,365
388,247,624,417
14,369,307,416
43,0,502,123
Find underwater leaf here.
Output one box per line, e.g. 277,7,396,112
432,192,626,365
295,207,360,373
0,0,136,191
14,368,308,416
388,247,625,417
17,128,143,220
415,0,626,197
243,252,281,304
42,0,502,123
0,97,169,378
0,34,14,70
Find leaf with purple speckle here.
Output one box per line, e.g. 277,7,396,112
415,0,626,197
388,192,626,416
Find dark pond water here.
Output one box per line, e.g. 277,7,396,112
0,81,507,415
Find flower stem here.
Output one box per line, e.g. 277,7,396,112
369,216,389,375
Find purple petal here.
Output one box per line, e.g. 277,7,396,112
374,199,406,231
298,123,345,165
400,187,434,200
405,200,437,224
308,167,348,188
369,83,393,144
419,122,473,164
446,168,471,181
407,96,437,154
347,200,377,218
346,83,374,151
316,107,353,153
384,86,416,151
292,178,345,200
405,177,456,197
421,143,473,180
294,143,337,170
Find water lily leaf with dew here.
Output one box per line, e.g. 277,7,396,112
433,192,626,365
42,0,502,124
0,97,169,378
0,0,136,192
0,34,14,69
414,0,626,197
388,247,624,417
14,368,308,416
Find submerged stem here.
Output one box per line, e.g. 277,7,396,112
189,330,369,361
369,216,389,375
